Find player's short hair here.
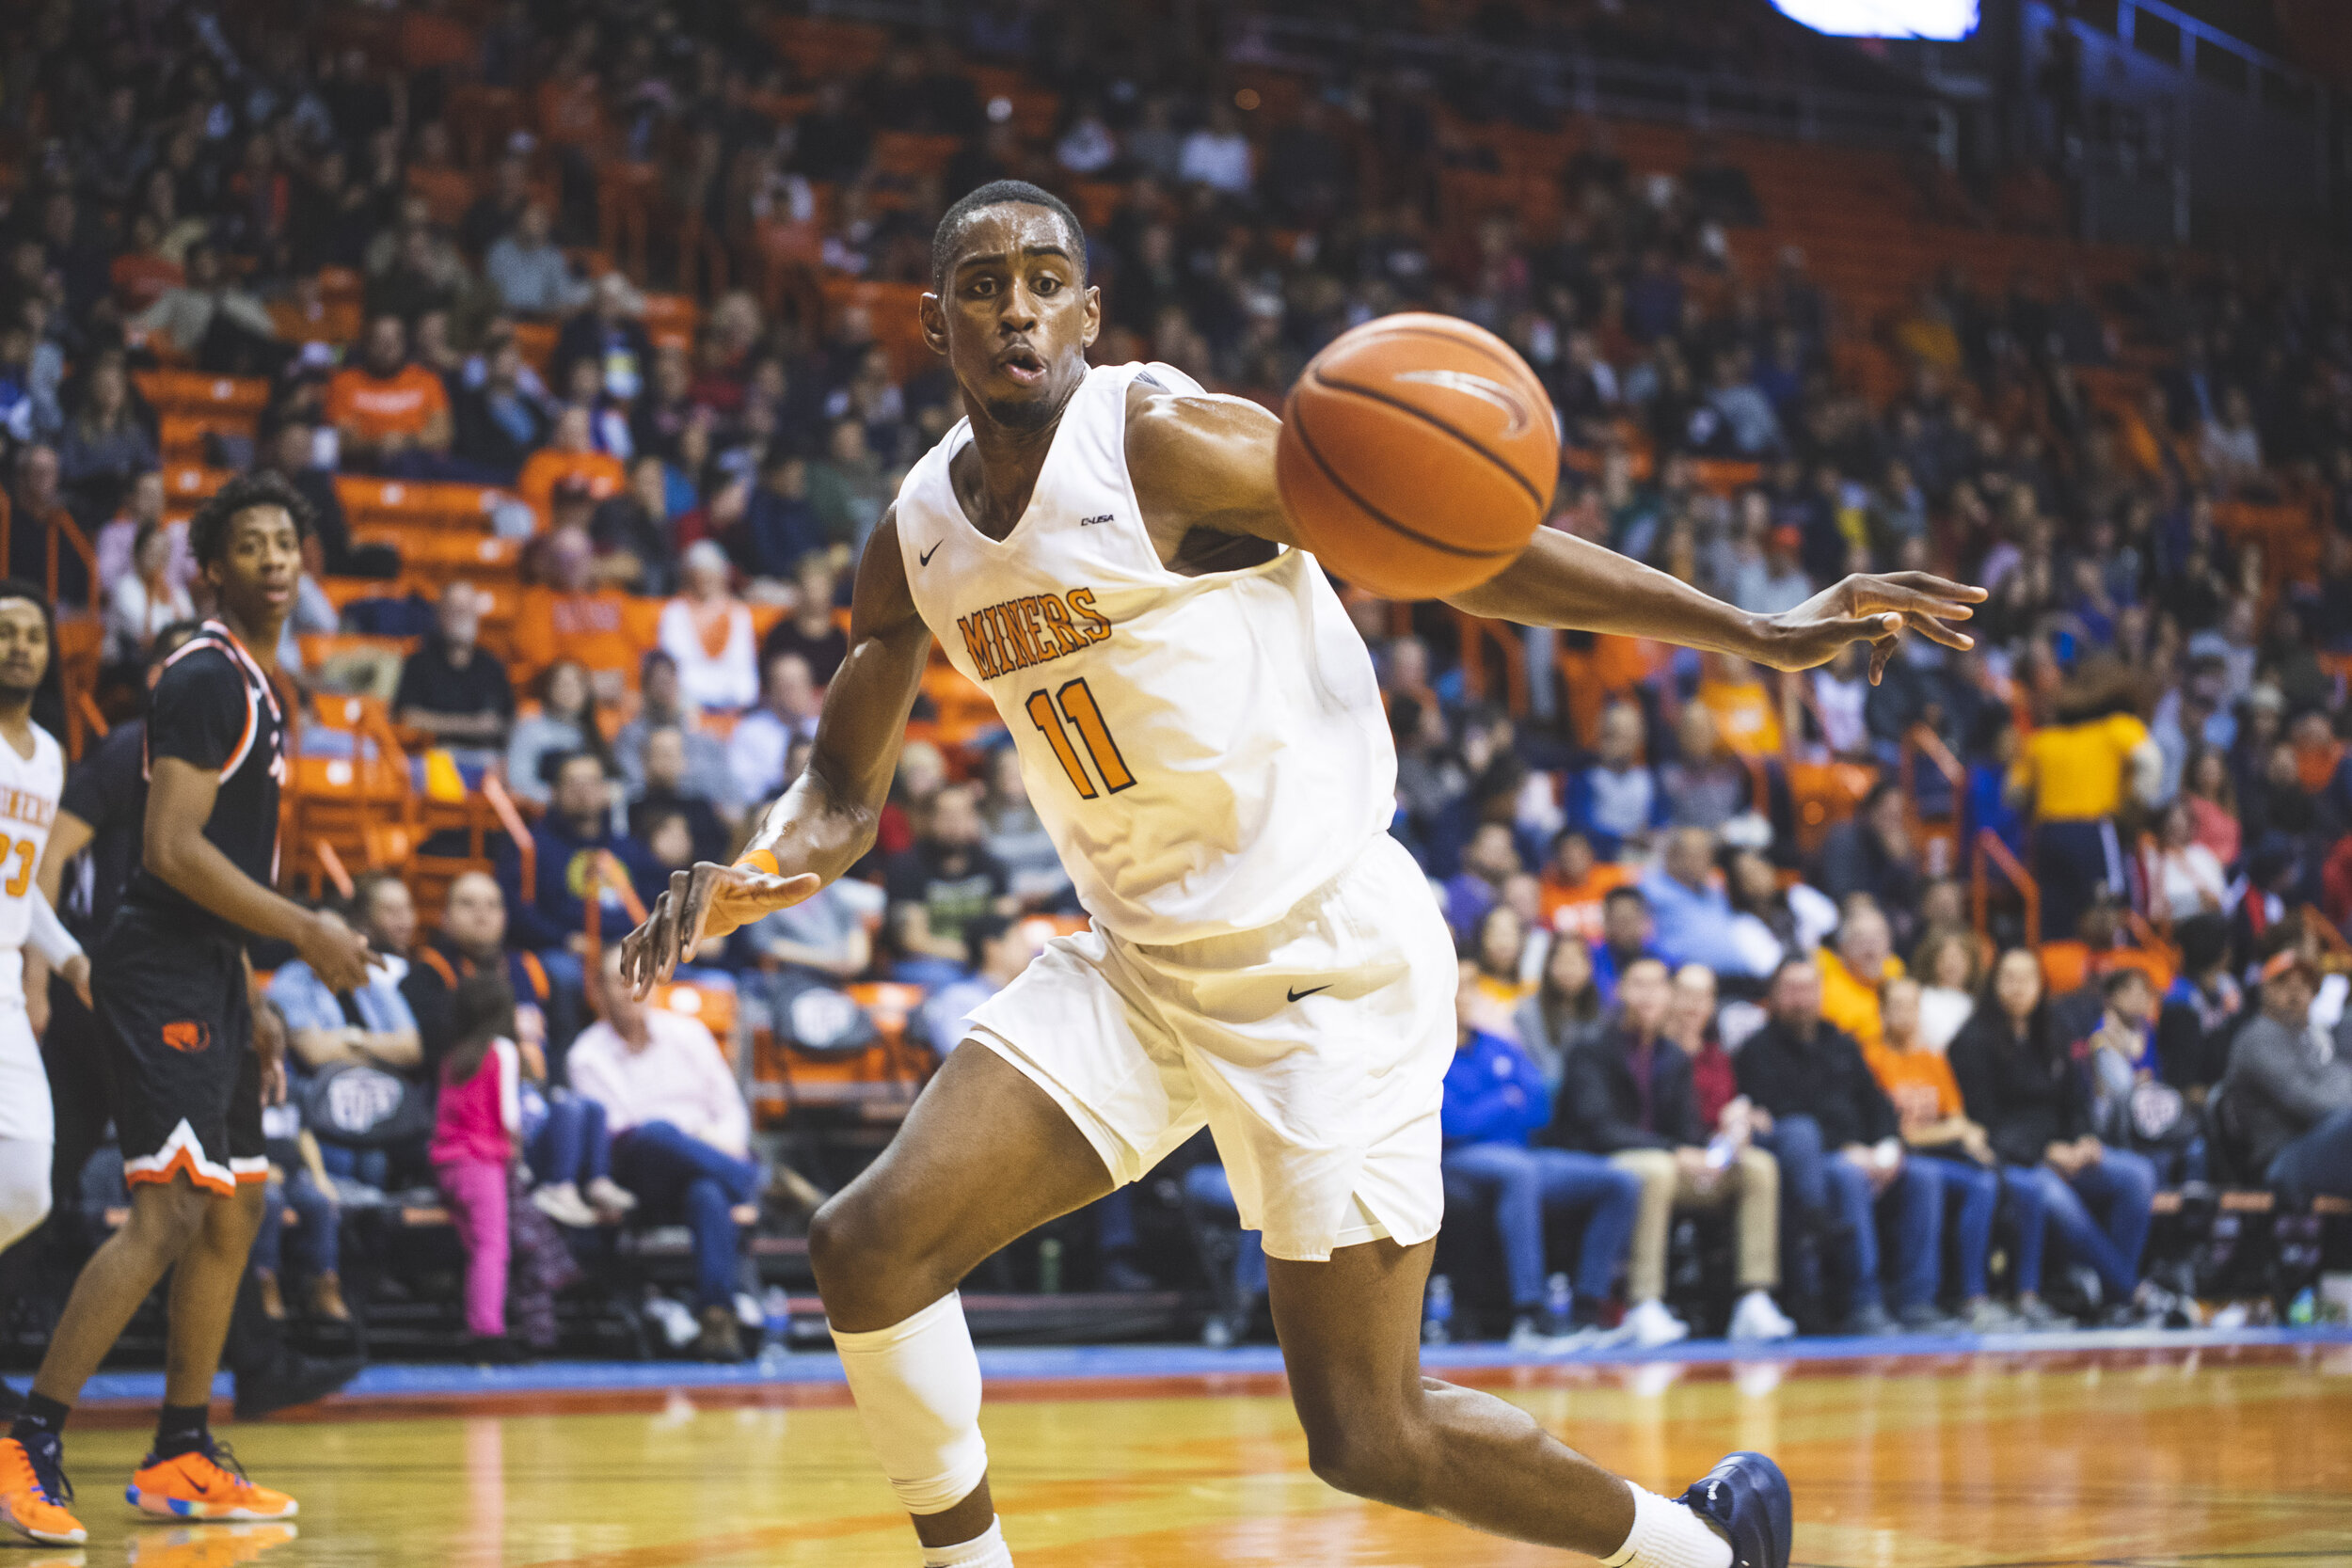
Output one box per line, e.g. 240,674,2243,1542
188,470,314,568
930,180,1087,293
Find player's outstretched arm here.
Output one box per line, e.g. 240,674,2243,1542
1442,529,1986,683
620,507,931,996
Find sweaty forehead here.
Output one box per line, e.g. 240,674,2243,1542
227,503,297,542
947,203,1080,275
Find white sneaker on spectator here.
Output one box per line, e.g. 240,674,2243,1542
1727,1289,1797,1342
1622,1298,1691,1349
585,1177,639,1215
532,1181,599,1228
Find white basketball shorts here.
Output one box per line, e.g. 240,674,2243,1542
0,1003,53,1145
964,832,1455,1261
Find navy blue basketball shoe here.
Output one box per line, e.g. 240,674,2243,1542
1677,1450,1791,1568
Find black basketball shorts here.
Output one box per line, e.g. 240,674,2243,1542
97,906,262,1198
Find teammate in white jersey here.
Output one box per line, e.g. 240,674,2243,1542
0,584,93,1317
622,182,1982,1568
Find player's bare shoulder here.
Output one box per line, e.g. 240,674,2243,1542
1122,377,1296,564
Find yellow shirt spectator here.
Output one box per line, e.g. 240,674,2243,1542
2010,712,2150,822
1819,942,1902,1053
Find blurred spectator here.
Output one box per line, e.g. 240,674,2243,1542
1590,884,1660,1007
977,743,1069,906
103,520,195,668
396,582,515,758
886,784,1014,989
327,314,453,474
1515,934,1604,1096
1554,957,1792,1345
1723,846,1836,980
514,524,638,693
592,456,681,595
453,330,554,478
659,541,758,711
519,411,628,524
1446,822,1524,942
1178,103,1254,195
1693,655,1784,759
918,914,1042,1058
628,727,729,866
429,974,535,1361
2010,670,2159,940
8,446,90,605
1535,830,1630,947
1911,927,1981,1053
1566,704,1665,858
552,274,654,406
1732,524,1811,617
266,902,428,1193
808,418,894,549
1443,958,1641,1348
572,945,758,1362
2142,799,2229,922
728,651,822,806
1659,705,1753,832
131,242,278,371
506,659,610,809
1814,783,1924,932
1738,958,1945,1334
1867,977,2026,1331
1464,903,1535,1038
616,650,739,816
2217,949,2352,1204
1642,828,1763,979
1950,949,2165,1324
56,353,157,520
1817,900,1901,1052
499,750,665,962
744,450,827,580
404,871,554,1075
2153,914,2239,1096
486,203,586,316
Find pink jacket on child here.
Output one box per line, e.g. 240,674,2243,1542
429,1037,520,1168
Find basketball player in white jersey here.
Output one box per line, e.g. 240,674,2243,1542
623,182,1983,1568
0,584,92,1320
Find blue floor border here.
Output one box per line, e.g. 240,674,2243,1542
53,1323,2352,1407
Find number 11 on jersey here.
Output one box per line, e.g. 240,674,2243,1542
1026,678,1135,799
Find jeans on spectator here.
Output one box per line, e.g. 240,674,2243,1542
437,1159,512,1339
612,1121,759,1309
1822,1154,1940,1316
2033,818,2123,943
2010,1150,2156,1303
1913,1157,2001,1302
1183,1163,1267,1300
2267,1107,2352,1205
1760,1115,1826,1296
1441,1142,1642,1311
249,1170,340,1280
527,1095,611,1188
537,948,587,1071
317,1142,390,1193
1995,1165,2054,1295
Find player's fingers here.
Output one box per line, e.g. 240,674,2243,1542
1901,610,1976,652
1869,636,1897,686
72,977,92,1010
1852,577,1979,622
1882,570,1989,603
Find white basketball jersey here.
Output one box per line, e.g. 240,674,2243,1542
0,724,64,1005
896,362,1395,944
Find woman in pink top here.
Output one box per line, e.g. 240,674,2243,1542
432,976,527,1363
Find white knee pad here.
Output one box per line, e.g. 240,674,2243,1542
831,1291,990,1515
0,1138,52,1256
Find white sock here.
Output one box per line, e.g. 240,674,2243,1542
831,1291,991,1515
922,1515,1013,1567
1601,1485,1733,1568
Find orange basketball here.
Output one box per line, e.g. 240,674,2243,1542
1276,312,1557,600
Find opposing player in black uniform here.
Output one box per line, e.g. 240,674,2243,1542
0,474,374,1546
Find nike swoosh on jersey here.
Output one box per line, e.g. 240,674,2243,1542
1287,985,1331,1003
919,541,943,565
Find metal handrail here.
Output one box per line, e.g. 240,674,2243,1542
1970,827,2041,950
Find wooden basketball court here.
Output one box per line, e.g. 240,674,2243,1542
46,1340,2352,1566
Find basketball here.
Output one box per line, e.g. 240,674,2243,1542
1276,312,1559,599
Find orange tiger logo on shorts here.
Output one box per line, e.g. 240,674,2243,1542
162,1021,212,1054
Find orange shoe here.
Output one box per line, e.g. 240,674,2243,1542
126,1444,297,1523
0,1433,87,1546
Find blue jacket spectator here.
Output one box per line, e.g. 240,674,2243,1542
1442,1026,1552,1148
1566,704,1667,858
1639,828,1764,977
498,751,666,952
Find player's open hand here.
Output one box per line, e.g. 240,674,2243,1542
1756,571,1987,684
620,860,822,997
58,953,92,1012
